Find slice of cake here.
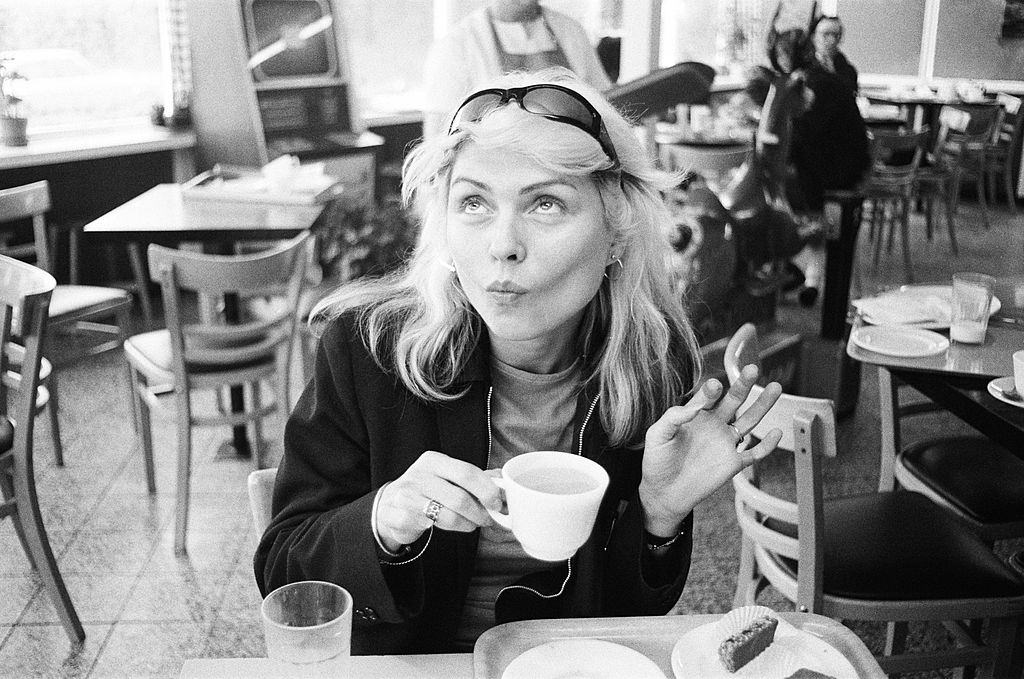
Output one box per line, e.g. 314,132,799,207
717,614,779,672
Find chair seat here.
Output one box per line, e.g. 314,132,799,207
769,492,1024,601
49,285,131,319
124,329,277,383
0,415,12,455
899,437,1024,524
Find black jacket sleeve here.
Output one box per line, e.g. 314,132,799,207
254,316,423,623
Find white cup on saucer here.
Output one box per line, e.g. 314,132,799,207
486,451,609,562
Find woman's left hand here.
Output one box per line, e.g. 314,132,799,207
638,364,784,537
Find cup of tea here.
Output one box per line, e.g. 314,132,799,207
486,451,609,562
950,272,995,344
261,580,352,666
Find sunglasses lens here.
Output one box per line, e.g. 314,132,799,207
450,92,505,130
521,88,595,130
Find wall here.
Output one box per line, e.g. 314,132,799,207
934,0,1024,80
840,0,926,76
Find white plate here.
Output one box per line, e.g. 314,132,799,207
502,639,665,679
851,325,949,357
988,377,1024,409
857,285,1001,330
671,618,858,679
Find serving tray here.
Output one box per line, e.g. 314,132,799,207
473,614,884,679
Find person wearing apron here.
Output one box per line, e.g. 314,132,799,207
422,1,611,137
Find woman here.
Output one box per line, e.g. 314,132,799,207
255,69,783,654
421,0,611,138
807,15,858,95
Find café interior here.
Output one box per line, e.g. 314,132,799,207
1,0,1023,677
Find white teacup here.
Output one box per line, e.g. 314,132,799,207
487,451,609,562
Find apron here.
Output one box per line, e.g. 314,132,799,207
487,8,571,73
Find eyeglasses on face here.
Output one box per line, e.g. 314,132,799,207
446,84,620,171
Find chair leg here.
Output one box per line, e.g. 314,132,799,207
250,381,266,470
127,242,154,329
1005,164,1018,211
976,170,991,230
68,226,81,285
0,467,36,569
46,374,65,467
173,391,193,555
884,620,908,662
898,199,914,283
877,368,900,492
11,452,85,643
131,369,156,494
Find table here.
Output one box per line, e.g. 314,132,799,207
179,613,885,678
846,283,1024,466
865,92,999,146
83,183,326,455
656,128,753,179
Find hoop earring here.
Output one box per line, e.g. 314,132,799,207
604,256,623,281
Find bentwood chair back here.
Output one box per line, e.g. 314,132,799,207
862,128,929,279
984,93,1023,210
0,254,84,644
123,232,311,554
0,180,135,466
726,323,1024,677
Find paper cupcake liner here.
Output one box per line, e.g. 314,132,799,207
716,605,778,639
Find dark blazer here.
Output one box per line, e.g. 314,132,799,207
790,62,870,211
254,312,693,654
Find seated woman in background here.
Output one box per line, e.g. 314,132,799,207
254,69,783,654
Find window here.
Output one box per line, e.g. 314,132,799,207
342,0,611,119
0,0,166,132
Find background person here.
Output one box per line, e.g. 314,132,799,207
255,70,783,654
807,15,858,94
420,0,611,138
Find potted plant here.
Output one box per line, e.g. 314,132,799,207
0,58,28,146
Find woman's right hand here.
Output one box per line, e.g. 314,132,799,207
375,451,502,552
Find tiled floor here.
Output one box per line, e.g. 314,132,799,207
1,197,1022,678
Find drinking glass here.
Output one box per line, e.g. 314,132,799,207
950,273,994,344
261,580,352,666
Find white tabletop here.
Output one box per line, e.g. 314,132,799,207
179,653,472,679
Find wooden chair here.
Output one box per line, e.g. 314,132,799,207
0,181,134,466
877,368,1024,544
861,128,930,281
984,93,1023,210
727,323,1024,677
124,232,311,554
247,467,277,539
0,254,84,644
916,106,1000,236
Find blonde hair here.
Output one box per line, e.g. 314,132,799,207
312,69,701,446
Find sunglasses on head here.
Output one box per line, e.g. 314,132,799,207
447,84,620,171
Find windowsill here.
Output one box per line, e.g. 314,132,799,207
0,119,197,170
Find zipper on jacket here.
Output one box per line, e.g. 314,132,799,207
494,391,600,602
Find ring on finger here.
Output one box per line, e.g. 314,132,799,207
727,422,744,445
423,499,444,523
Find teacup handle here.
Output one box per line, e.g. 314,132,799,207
486,477,513,530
